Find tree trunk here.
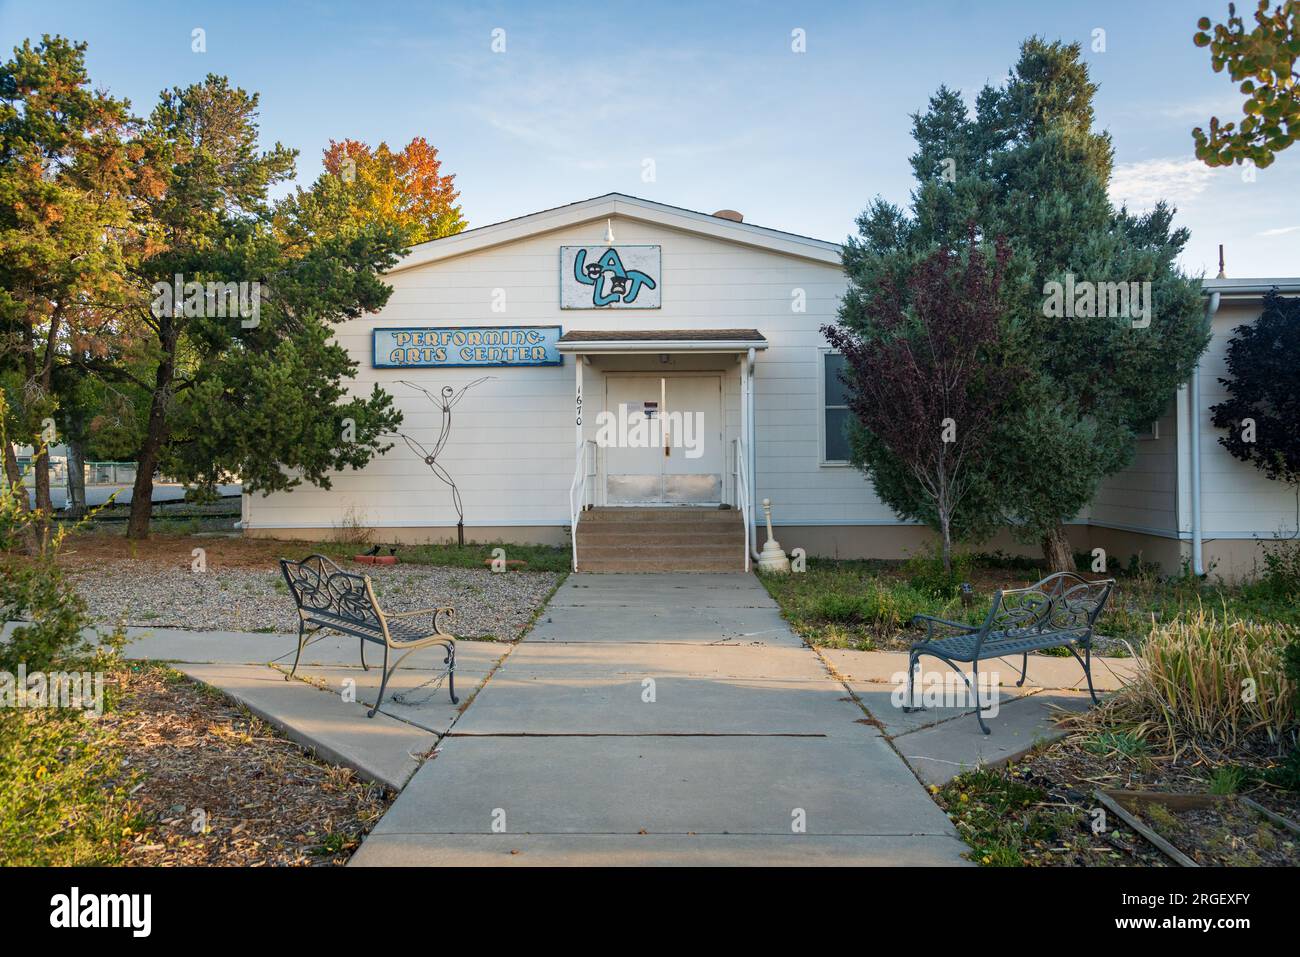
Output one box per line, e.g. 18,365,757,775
32,443,53,514
1040,521,1075,573
126,437,160,539
65,435,87,519
127,379,173,540
938,506,953,576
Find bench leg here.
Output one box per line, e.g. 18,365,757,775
1015,652,1029,687
368,644,392,719
901,651,922,712
1068,644,1101,706
360,639,368,672
970,658,991,735
445,645,459,705
287,621,306,681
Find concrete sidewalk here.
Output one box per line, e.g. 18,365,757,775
9,574,1122,863
350,574,970,867
6,622,497,791
821,646,1131,786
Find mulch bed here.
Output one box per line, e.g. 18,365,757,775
938,729,1300,866
1135,800,1298,866
107,664,391,866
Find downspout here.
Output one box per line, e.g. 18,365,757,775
746,347,759,561
1191,291,1220,577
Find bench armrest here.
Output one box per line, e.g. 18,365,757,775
911,614,980,642
385,605,456,635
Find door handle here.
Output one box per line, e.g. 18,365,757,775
664,427,670,457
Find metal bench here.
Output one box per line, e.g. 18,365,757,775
904,571,1115,735
278,554,458,718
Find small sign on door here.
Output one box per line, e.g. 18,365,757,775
643,401,658,419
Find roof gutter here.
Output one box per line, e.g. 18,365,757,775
557,339,769,354
1191,290,1221,577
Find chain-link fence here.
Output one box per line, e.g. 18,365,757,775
15,459,138,487
84,462,138,485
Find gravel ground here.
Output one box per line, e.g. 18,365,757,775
69,561,564,639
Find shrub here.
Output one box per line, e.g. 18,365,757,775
1256,537,1300,601
1113,609,1296,756
0,465,102,675
0,707,136,865
904,545,973,598
1,419,129,864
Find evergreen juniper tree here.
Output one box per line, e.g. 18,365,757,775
838,38,1210,570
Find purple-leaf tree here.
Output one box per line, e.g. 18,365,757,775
822,237,1017,574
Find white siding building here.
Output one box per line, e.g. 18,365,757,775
243,195,1298,579
1085,278,1300,581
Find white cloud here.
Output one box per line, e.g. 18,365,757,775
1155,95,1243,121
1108,157,1219,211
1257,225,1300,237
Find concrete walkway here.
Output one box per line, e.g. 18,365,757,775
348,573,970,866
7,572,1129,864
821,647,1135,787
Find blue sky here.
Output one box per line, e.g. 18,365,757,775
3,0,1297,276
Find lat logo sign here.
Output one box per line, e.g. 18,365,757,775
561,246,660,308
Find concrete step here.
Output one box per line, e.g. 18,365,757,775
580,557,746,573
575,507,746,572
579,543,743,561
580,508,741,524
578,529,742,546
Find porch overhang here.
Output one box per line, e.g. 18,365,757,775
557,328,768,354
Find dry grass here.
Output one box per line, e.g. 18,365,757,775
1063,608,1297,760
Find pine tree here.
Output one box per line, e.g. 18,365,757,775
840,38,1210,570
0,36,137,517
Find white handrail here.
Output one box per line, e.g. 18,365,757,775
568,439,597,572
734,438,752,572
568,441,584,572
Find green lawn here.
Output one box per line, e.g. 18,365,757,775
757,553,1300,653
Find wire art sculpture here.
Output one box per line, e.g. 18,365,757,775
393,376,494,547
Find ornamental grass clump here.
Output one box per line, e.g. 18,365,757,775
1088,608,1297,759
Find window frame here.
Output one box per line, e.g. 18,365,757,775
818,347,852,467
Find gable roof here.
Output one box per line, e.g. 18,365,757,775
386,193,843,275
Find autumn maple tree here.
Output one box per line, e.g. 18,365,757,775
279,136,465,247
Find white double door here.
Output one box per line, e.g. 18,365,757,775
604,374,723,505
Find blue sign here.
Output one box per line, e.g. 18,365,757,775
373,326,563,368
